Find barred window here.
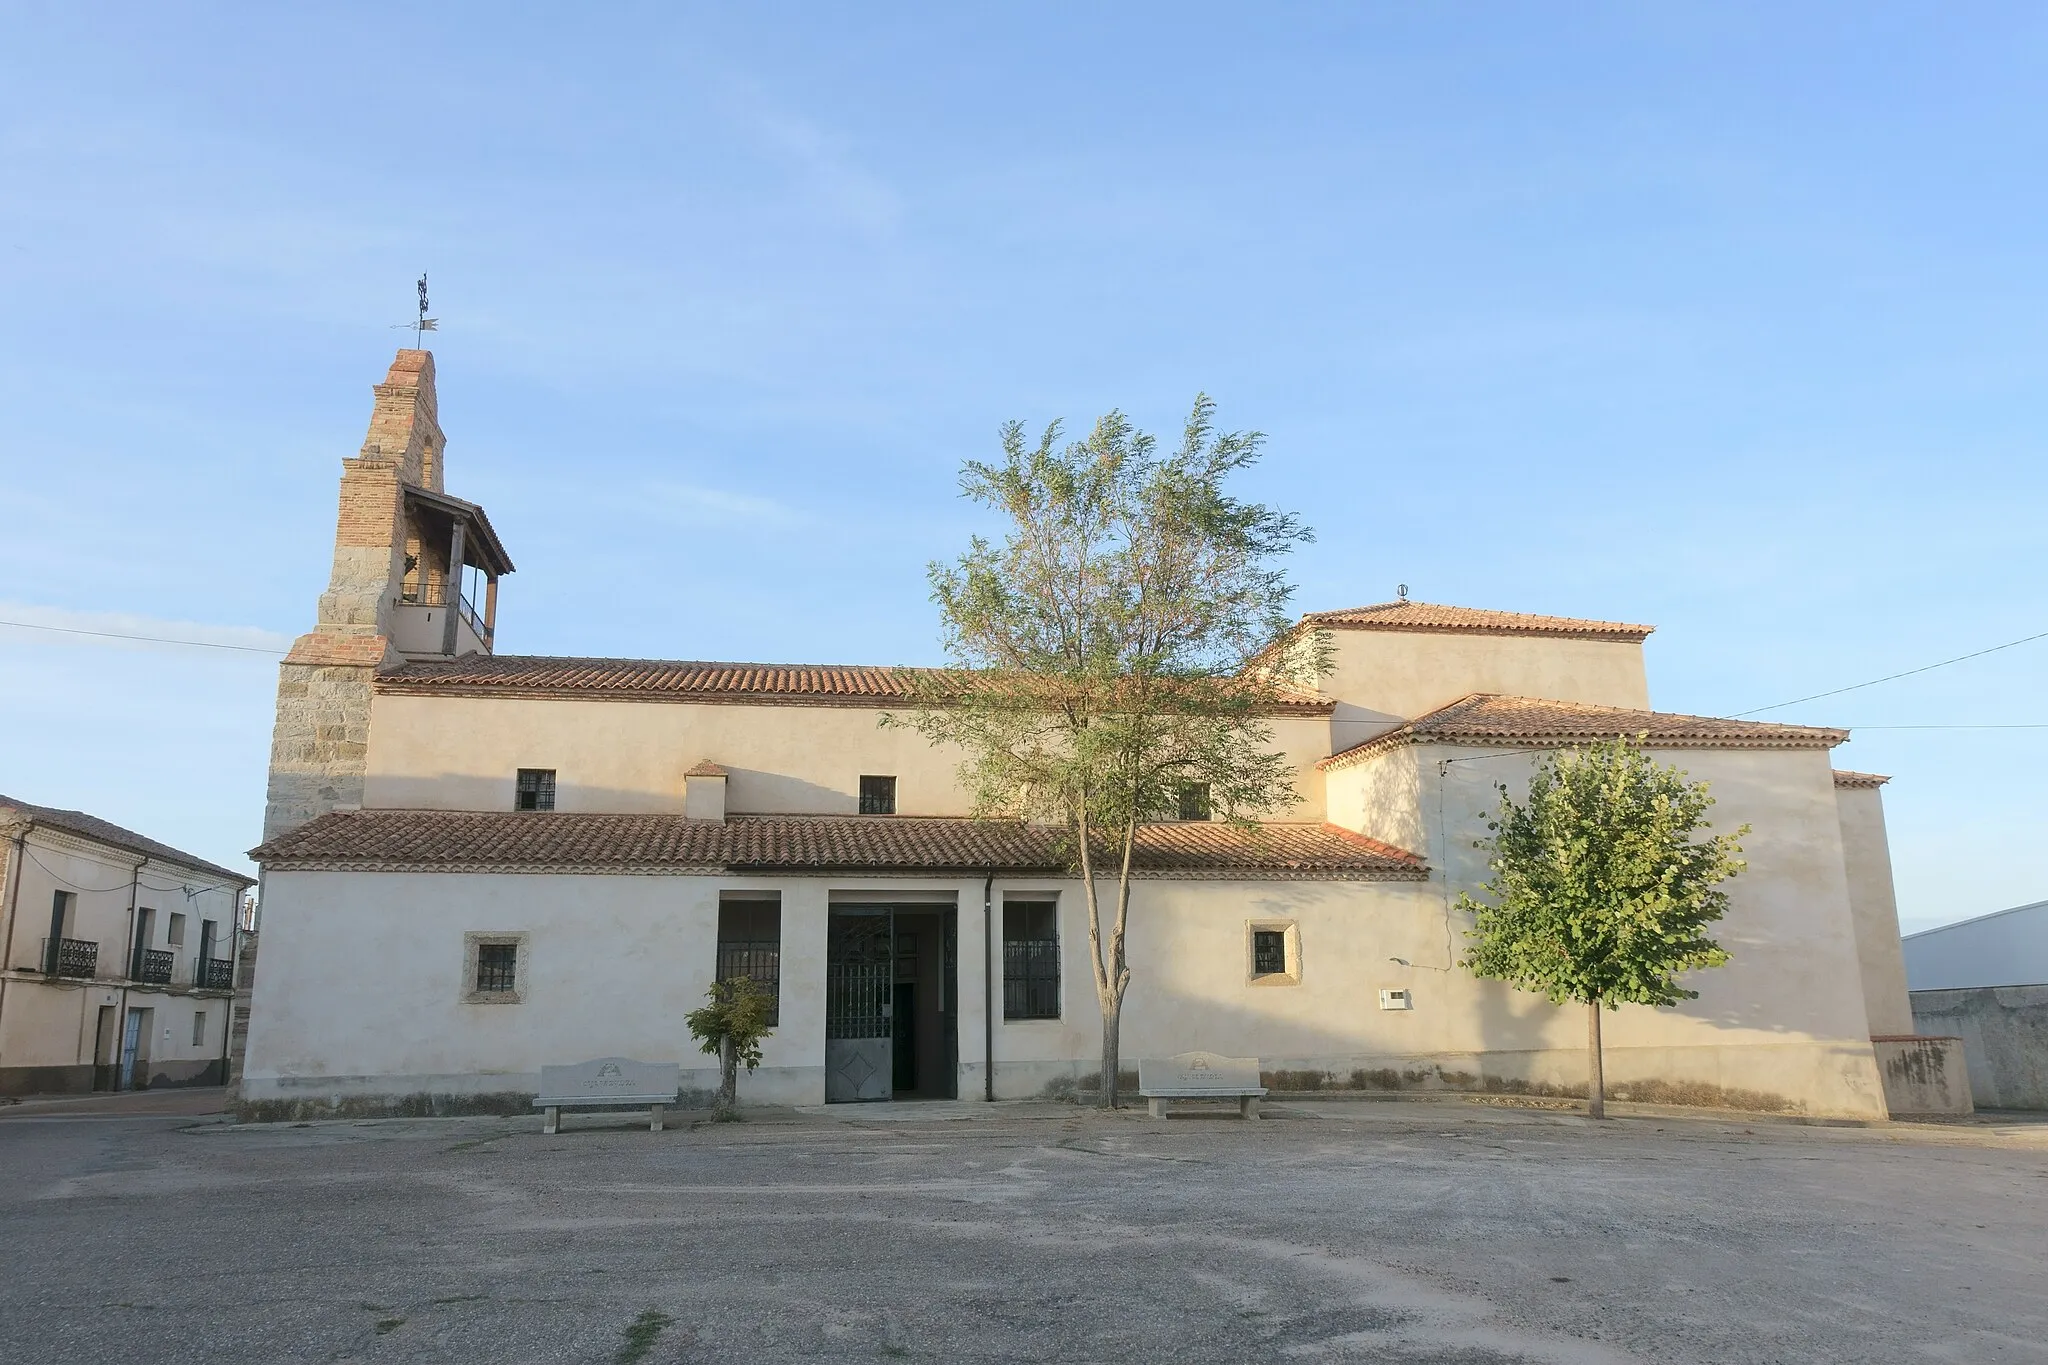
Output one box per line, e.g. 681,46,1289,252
1177,782,1212,822
515,768,556,811
717,899,781,1026
858,775,896,815
475,942,518,992
1251,929,1287,977
1003,901,1060,1020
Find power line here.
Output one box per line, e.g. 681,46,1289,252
0,618,286,655
1733,628,2048,717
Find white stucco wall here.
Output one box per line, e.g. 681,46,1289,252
1833,785,1915,1036
1334,740,1887,1116
1321,747,1429,856
1317,629,1651,752
362,694,1333,821
247,826,1888,1118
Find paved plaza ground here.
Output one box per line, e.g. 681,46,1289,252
2,1092,2045,1364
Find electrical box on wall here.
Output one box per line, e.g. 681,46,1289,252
1378,989,1412,1011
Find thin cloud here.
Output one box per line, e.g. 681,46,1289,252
711,77,902,236
640,481,812,529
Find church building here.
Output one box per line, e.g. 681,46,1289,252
240,351,1950,1120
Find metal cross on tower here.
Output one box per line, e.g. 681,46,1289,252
394,273,439,345
414,273,437,347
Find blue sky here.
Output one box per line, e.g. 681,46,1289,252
1,5,2042,931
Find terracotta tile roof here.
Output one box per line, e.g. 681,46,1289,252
250,811,1426,881
1318,694,1848,771
683,761,728,778
1300,600,1654,643
0,795,252,886
374,655,1333,714
1832,769,1891,788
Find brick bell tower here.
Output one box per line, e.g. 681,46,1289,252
261,351,514,840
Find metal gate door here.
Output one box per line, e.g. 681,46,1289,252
118,1008,143,1092
825,908,892,1102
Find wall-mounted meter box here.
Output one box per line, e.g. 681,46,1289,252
1378,988,1412,1011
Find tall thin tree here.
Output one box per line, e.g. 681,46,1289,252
891,397,1316,1106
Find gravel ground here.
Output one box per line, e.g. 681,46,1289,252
2,1096,2044,1364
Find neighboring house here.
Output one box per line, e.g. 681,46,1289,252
1905,902,2048,1110
0,797,254,1095
1903,900,2048,991
240,350,1949,1121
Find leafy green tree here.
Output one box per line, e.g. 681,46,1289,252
1458,737,1747,1118
891,397,1315,1107
685,977,774,1119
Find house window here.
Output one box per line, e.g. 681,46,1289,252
476,943,518,991
1248,922,1301,986
168,912,187,947
515,769,556,811
192,1011,207,1047
859,775,897,815
717,898,781,1026
1177,782,1212,822
464,933,528,1003
1252,930,1286,975
1003,901,1060,1020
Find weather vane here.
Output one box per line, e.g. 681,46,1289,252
392,272,439,346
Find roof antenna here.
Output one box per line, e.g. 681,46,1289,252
1396,583,1409,601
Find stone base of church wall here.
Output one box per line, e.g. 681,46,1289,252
1232,1042,1887,1119
236,1040,1887,1121
232,1064,835,1121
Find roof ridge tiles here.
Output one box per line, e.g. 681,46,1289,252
1300,600,1654,642
373,655,1336,714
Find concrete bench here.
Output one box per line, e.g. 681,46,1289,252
534,1057,681,1134
1138,1051,1266,1119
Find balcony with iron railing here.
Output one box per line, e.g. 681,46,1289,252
195,957,234,991
40,937,98,979
133,949,174,986
394,579,493,654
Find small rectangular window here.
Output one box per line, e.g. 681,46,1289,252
1004,901,1061,1020
167,912,187,947
192,1011,207,1047
1178,782,1212,822
858,775,897,815
515,769,556,811
1252,929,1287,977
475,942,518,992
717,898,781,1027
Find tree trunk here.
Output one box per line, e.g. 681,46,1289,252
1075,801,1117,1107
1103,822,1137,1109
1586,999,1606,1120
718,1034,738,1114
1101,1004,1123,1110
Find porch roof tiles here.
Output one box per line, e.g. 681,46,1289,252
1318,693,1848,772
250,811,1427,881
